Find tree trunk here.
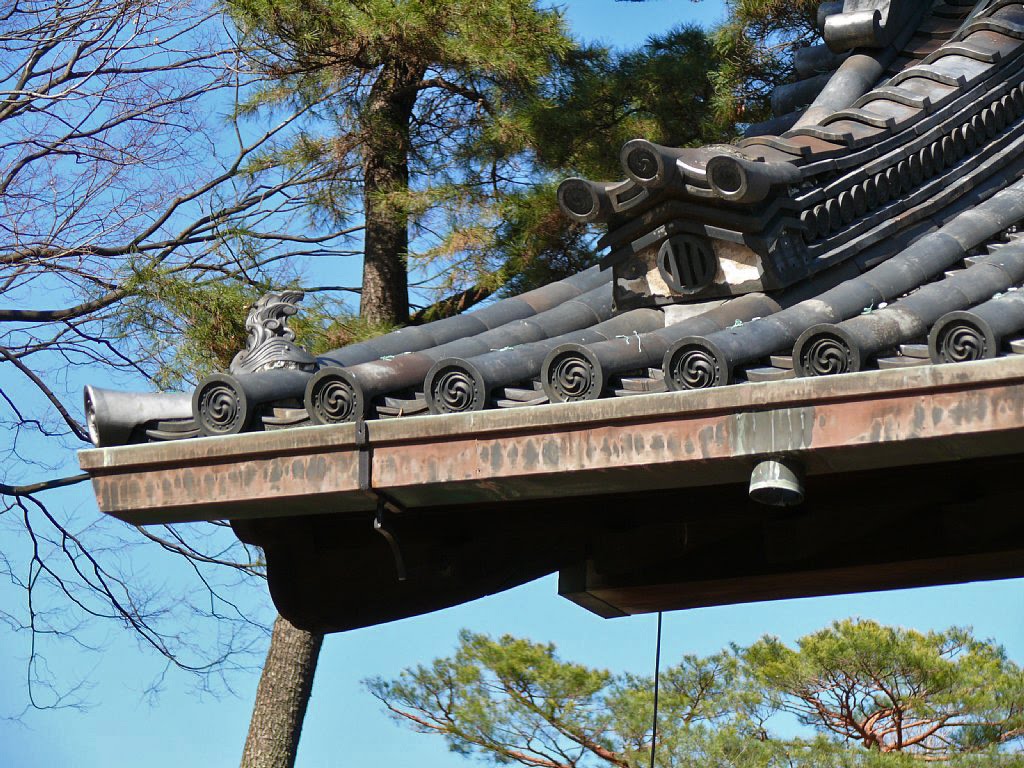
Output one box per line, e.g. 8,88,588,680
359,61,424,326
240,614,324,768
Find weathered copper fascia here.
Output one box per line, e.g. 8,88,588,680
80,355,1024,526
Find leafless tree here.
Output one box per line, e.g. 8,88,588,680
0,0,357,712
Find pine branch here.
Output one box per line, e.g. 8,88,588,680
408,283,496,324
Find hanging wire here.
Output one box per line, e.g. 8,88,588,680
649,611,663,768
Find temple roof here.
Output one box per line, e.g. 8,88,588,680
79,0,1024,632
86,0,1024,443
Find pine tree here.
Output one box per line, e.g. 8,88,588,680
712,0,821,126
369,622,1024,767
226,0,576,325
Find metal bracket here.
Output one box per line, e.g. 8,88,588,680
356,419,408,581
373,500,407,581
356,418,372,491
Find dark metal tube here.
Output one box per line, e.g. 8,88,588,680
84,386,192,447
796,0,926,126
307,284,615,422
824,0,921,52
661,182,1024,389
193,369,313,436
743,112,801,139
929,288,1024,363
542,294,780,404
817,1,843,34
108,268,609,440
318,265,608,367
824,9,882,51
330,320,485,366
619,140,692,188
794,44,848,79
795,53,888,128
424,308,666,414
771,73,832,117
795,243,1024,375
557,179,619,223
705,155,802,204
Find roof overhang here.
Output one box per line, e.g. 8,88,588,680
79,357,1024,630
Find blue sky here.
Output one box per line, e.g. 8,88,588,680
5,570,1023,767
2,2,1024,767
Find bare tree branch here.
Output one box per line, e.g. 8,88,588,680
0,473,89,497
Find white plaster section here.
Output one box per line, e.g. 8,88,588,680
641,248,673,296
712,240,764,286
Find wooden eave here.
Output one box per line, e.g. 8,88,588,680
78,357,1024,630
